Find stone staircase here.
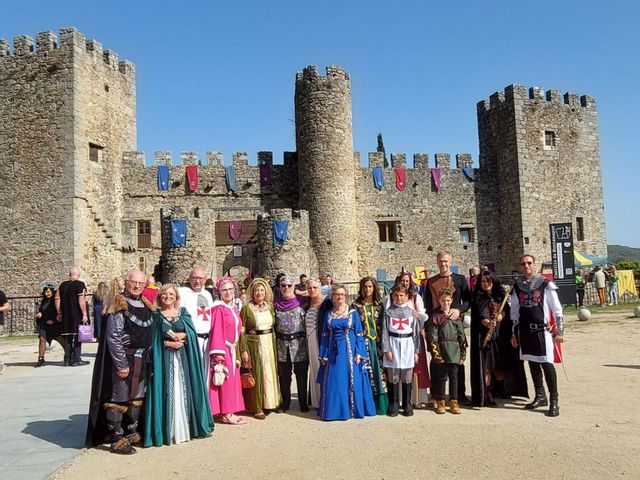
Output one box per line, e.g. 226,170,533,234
85,201,121,249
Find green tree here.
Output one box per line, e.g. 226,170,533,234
377,132,388,168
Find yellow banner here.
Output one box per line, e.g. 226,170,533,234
617,270,637,298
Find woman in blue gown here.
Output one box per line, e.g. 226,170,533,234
318,284,376,421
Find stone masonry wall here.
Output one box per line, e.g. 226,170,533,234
357,152,479,279
121,151,299,282
0,31,77,295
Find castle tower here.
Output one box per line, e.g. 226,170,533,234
476,85,607,273
295,65,358,282
256,209,312,279
160,206,217,283
0,28,136,292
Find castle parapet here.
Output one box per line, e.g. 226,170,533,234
155,151,172,166
232,152,249,167
283,152,297,166
414,153,429,169
456,153,473,169
124,151,146,165
13,35,34,56
479,84,597,111
181,152,199,165
368,152,385,168
296,64,350,83
435,153,451,169
36,31,57,51
258,151,273,166
206,151,223,166
391,153,406,168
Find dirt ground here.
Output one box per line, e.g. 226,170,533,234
3,310,640,480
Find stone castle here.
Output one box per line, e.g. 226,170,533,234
0,27,608,295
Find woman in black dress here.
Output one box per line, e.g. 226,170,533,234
35,283,65,367
470,272,528,406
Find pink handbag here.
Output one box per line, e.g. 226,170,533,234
78,324,94,342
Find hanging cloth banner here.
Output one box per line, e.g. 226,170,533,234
395,167,406,191
431,168,442,192
259,164,272,186
273,220,289,246
372,167,384,190
462,166,475,181
225,165,237,192
229,221,242,241
185,165,198,192
157,165,170,191
171,220,187,247
617,270,638,298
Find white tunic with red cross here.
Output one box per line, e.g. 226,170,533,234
382,303,420,369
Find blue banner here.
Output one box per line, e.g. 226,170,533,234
273,220,288,246
171,220,187,247
372,167,384,190
157,165,170,190
225,165,237,192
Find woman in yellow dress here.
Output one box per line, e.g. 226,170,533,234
239,278,281,419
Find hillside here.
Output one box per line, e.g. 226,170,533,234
608,244,640,262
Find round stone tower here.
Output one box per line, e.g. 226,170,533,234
295,65,358,282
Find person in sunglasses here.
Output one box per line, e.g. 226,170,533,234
510,254,564,417
274,275,309,412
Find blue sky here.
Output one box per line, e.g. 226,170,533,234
2,1,638,247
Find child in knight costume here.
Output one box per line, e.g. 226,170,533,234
381,285,423,417
510,254,564,417
86,271,154,454
427,288,467,414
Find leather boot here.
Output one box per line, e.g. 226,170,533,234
387,383,399,417
401,383,414,417
449,399,461,414
547,393,559,417
435,399,446,414
525,386,548,409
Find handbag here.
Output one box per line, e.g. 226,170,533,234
240,366,255,389
212,363,229,387
77,323,93,342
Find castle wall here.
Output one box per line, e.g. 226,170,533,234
0,31,77,294
477,85,607,273
120,151,300,282
356,152,479,278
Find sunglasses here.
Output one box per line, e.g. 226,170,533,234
281,284,294,288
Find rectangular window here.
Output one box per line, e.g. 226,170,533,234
89,143,103,162
576,217,585,241
377,221,399,243
459,227,474,243
137,220,151,249
544,130,556,149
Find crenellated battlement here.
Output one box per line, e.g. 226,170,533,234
365,152,475,170
123,150,296,168
0,27,134,76
478,84,596,113
295,64,350,84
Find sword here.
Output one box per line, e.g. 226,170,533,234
482,286,512,349
554,341,569,383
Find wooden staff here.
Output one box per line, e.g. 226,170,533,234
481,286,512,349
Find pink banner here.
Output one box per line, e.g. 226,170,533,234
431,168,441,192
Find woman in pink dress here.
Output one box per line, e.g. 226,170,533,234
209,276,246,425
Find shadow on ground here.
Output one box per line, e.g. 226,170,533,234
22,414,88,449
603,364,640,370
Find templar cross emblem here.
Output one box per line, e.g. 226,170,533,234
392,317,409,331
197,305,210,322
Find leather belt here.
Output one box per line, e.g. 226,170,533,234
197,333,210,339
528,323,549,332
389,332,413,338
250,328,273,335
276,331,306,341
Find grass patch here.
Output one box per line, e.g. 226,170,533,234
564,302,640,315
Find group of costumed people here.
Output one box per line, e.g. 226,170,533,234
85,251,564,454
